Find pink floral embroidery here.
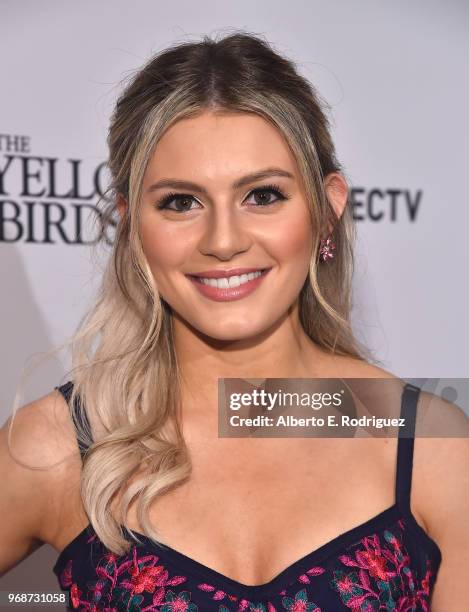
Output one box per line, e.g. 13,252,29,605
60,560,73,588
70,583,82,609
297,567,326,585
56,518,437,611
281,587,321,611
197,581,278,610
330,520,435,611
62,544,189,610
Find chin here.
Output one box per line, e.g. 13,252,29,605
192,317,271,343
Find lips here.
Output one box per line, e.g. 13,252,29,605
187,267,268,279
186,268,271,302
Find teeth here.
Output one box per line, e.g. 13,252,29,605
199,270,263,288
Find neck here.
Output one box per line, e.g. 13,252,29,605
171,305,337,416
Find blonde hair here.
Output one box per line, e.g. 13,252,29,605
11,31,380,554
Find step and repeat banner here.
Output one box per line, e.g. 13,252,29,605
1,0,467,600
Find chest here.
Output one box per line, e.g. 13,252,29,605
119,437,395,585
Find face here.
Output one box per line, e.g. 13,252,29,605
136,110,315,341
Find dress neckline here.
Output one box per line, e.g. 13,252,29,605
53,501,441,600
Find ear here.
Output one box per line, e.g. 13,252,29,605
116,193,128,222
323,172,348,235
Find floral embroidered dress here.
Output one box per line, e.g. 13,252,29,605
53,382,441,611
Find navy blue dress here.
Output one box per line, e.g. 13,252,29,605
52,382,441,611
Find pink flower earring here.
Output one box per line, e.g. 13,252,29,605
319,235,336,262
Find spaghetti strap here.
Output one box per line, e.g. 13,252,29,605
395,382,421,509
54,380,92,460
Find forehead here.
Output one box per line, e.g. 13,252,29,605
144,110,299,182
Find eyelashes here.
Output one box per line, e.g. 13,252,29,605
155,183,290,213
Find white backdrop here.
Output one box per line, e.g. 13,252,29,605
2,0,468,408
0,0,468,593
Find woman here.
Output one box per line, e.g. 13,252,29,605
1,32,467,611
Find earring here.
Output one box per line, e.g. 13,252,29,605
319,235,336,262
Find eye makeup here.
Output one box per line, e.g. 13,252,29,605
154,183,290,213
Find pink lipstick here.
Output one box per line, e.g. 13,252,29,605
186,268,271,302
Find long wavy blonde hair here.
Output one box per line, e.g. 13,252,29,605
11,31,380,554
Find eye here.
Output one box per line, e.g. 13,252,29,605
155,192,201,213
244,184,289,207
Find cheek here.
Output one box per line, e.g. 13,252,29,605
267,211,313,268
139,220,192,278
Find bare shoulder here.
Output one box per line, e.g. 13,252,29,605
326,355,469,604
322,352,398,381
325,355,404,413
328,355,398,379
410,391,469,536
2,388,81,466
343,362,469,519
412,392,469,607
0,388,82,574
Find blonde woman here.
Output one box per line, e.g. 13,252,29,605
1,32,467,611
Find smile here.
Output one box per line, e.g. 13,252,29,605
196,270,263,287
186,268,271,302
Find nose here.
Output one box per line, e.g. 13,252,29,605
198,204,252,261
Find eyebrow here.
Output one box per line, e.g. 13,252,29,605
145,167,295,195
